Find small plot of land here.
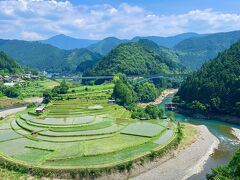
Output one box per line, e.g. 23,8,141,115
0,83,177,170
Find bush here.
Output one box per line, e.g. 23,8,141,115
27,103,36,108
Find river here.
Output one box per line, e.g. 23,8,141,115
160,95,240,180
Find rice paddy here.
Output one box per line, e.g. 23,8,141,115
0,84,177,170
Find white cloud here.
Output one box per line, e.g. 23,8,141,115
0,1,240,40
21,31,44,40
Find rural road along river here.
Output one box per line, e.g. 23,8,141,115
0,106,26,118
131,125,219,180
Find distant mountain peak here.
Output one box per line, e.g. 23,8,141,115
41,35,99,50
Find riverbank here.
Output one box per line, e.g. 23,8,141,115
130,125,219,180
138,89,178,108
232,128,240,140
0,97,42,109
177,108,240,126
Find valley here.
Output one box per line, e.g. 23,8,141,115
0,6,240,178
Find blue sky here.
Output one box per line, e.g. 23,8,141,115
1,0,240,40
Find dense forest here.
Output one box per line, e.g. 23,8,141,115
176,40,240,117
84,40,185,76
0,51,22,75
174,30,240,69
112,74,164,120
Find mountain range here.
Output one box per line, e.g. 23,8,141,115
0,39,102,72
0,30,240,73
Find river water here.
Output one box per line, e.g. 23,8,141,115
160,95,240,180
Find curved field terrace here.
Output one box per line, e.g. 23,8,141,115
0,84,177,171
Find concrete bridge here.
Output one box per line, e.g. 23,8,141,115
53,73,188,82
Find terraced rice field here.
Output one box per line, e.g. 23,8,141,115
0,84,177,170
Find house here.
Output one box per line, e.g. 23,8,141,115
3,82,15,87
35,105,46,113
108,98,115,104
25,74,31,79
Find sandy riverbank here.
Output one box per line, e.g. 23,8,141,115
138,89,178,108
0,106,26,118
130,125,219,180
232,127,240,140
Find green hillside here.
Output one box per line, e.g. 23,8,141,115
176,41,240,117
0,51,22,75
88,37,128,55
0,40,101,72
174,30,240,69
84,40,185,76
132,33,203,48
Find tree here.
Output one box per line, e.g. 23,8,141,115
135,82,158,103
52,80,69,94
145,104,163,119
207,149,240,179
113,80,135,106
3,87,19,98
42,90,52,104
176,41,240,118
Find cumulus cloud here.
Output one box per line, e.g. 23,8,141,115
21,31,44,40
0,0,240,40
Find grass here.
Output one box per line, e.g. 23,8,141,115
0,168,33,180
178,123,198,148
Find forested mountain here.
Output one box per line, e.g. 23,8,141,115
132,33,203,48
84,40,185,76
0,51,22,75
88,37,128,55
0,39,102,72
42,34,98,50
87,33,201,56
69,49,102,73
174,30,240,69
176,41,240,117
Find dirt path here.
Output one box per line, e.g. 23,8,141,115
0,106,26,118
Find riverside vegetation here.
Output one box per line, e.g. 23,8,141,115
175,41,240,179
